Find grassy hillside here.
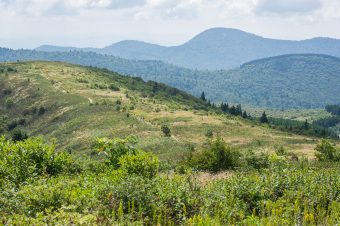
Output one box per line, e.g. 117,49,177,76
35,27,340,70
2,49,339,109
1,61,340,225
0,61,328,161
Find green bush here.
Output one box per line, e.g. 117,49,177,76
205,129,213,138
119,150,159,178
315,139,340,161
0,137,79,186
243,150,270,169
109,84,120,91
38,106,46,115
161,125,171,137
187,138,241,172
94,136,138,167
11,128,28,141
5,98,14,109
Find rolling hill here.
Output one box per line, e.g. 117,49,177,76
35,27,340,70
1,48,339,109
0,61,322,160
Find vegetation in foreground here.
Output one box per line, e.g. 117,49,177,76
1,136,340,225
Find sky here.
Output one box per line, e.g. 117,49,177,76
1,0,340,49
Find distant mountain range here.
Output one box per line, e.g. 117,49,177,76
1,47,339,109
35,28,340,70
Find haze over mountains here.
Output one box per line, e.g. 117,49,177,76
35,28,340,70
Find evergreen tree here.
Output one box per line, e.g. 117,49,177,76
221,103,229,113
229,106,236,115
200,92,206,101
236,104,242,116
260,112,268,123
152,82,158,93
242,110,248,119
303,119,309,130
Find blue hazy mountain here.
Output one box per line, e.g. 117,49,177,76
35,28,340,70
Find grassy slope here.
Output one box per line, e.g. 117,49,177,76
0,61,331,161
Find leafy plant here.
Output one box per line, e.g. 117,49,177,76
0,137,79,186
187,137,241,172
315,139,340,161
119,150,159,178
94,136,138,167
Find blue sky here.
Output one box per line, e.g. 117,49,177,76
1,0,340,48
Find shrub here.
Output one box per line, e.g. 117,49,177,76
205,129,213,138
0,137,79,186
315,139,340,161
7,120,18,131
161,125,171,137
94,136,138,167
109,84,120,91
243,150,270,169
119,151,159,178
5,99,14,109
187,138,241,172
3,89,12,95
11,128,28,141
38,106,46,115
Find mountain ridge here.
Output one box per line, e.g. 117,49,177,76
35,27,340,70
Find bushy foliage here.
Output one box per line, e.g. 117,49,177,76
0,137,79,186
315,139,340,162
243,150,270,169
0,159,339,225
10,128,28,141
187,138,241,172
118,150,159,178
94,136,138,167
94,136,159,178
161,125,171,137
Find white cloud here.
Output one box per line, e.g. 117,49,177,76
0,0,147,16
1,0,340,49
255,0,323,15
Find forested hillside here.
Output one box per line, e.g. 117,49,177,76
1,48,339,109
36,28,340,70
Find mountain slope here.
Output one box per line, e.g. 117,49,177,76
1,48,340,109
209,54,340,108
35,27,340,70
0,61,320,159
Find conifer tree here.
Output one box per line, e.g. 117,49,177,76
303,119,309,130
236,104,242,116
200,92,206,101
229,106,236,115
242,110,248,119
260,111,268,123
